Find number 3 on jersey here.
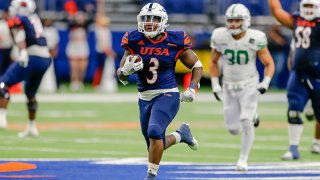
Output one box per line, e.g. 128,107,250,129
147,58,159,84
224,49,249,65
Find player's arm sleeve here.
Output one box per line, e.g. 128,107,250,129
256,32,268,51
7,16,23,30
183,32,192,50
121,32,134,54
210,30,221,52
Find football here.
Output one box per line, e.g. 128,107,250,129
129,55,142,63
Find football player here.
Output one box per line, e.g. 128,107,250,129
0,0,51,137
210,4,275,171
117,3,202,179
286,38,320,155
269,0,320,160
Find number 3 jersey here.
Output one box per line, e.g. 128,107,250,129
292,14,320,79
210,27,267,84
121,30,191,93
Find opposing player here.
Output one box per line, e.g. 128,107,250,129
287,38,320,155
0,0,51,137
269,0,320,160
117,3,202,179
210,4,275,171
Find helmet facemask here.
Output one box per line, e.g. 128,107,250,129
137,3,168,38
225,4,251,36
300,0,320,21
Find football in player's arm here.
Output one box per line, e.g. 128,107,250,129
269,0,320,159
116,3,202,180
209,4,274,171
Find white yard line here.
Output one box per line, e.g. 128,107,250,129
10,93,287,103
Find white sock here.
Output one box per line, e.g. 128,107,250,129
147,162,159,176
313,139,320,145
0,108,7,116
240,121,255,162
29,120,36,128
171,132,181,144
288,124,303,145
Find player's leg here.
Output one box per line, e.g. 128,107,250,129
282,72,308,160
18,56,51,137
223,88,241,135
236,87,258,171
311,122,320,154
143,92,180,179
0,62,27,128
309,80,320,154
304,100,315,121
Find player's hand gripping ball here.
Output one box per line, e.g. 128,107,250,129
121,55,144,76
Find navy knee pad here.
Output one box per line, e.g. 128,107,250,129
287,110,303,124
148,124,163,140
27,99,38,113
0,82,10,100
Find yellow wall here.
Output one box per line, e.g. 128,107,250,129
175,50,211,77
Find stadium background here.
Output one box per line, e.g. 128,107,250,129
1,1,320,179
0,0,300,89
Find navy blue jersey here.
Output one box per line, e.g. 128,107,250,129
292,14,320,78
121,30,192,92
7,14,47,47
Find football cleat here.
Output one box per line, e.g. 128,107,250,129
176,123,199,151
236,160,248,171
18,126,39,138
144,172,156,180
281,151,300,160
311,143,320,154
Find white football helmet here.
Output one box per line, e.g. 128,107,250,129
9,0,36,16
137,3,169,38
225,3,251,36
300,0,320,21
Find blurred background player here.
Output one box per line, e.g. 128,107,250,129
210,4,275,171
0,9,14,78
117,3,202,179
287,38,320,154
0,0,51,137
269,0,320,160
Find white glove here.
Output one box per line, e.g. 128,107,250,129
17,49,29,68
121,55,143,76
211,77,222,101
257,76,271,94
180,88,195,102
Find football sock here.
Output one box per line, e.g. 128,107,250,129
147,162,159,176
29,120,36,127
288,124,303,145
171,132,181,144
240,119,255,162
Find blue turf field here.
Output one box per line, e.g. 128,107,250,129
1,160,320,179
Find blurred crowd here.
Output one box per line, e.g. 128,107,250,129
0,0,298,92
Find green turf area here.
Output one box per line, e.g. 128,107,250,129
0,99,318,163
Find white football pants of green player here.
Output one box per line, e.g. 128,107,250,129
223,83,258,171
